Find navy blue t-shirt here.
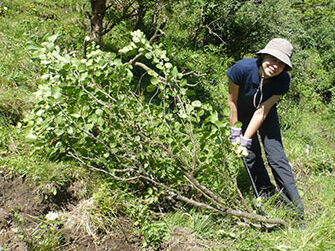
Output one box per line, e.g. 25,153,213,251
227,58,290,113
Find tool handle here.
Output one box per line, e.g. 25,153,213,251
242,157,267,216
242,157,260,198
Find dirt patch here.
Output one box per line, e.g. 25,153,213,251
0,173,44,216
0,171,46,249
60,198,143,250
0,170,212,250
0,171,143,250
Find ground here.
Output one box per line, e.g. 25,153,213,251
0,170,207,250
0,170,142,250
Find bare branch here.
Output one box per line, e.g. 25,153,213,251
103,23,117,35
67,151,139,182
182,71,207,77
133,62,166,82
234,178,252,213
128,53,144,65
204,24,226,44
172,193,288,228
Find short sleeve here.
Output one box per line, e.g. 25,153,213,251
227,61,244,86
273,73,290,95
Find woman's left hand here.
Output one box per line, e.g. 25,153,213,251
236,136,252,157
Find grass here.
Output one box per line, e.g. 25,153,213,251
265,176,335,251
0,0,88,124
282,103,335,176
167,175,335,250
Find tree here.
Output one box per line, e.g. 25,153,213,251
89,0,106,43
89,0,169,43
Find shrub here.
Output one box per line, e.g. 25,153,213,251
25,32,247,245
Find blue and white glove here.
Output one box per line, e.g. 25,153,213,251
229,127,242,145
237,135,252,157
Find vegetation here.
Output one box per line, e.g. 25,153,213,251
0,0,334,249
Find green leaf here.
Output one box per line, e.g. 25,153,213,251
150,77,159,85
36,109,45,116
192,100,202,108
133,36,140,43
52,186,57,196
146,84,156,92
147,187,153,195
67,127,74,134
179,111,188,119
47,34,59,43
223,106,230,117
180,79,187,86
71,113,81,118
145,52,152,59
147,69,157,77
234,121,242,128
52,87,62,99
26,41,42,51
54,128,64,136
186,104,194,113
95,109,104,116
204,111,219,125
165,63,172,69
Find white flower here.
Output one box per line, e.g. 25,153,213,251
45,211,59,221
4,7,8,11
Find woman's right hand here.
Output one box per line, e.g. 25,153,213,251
229,127,242,145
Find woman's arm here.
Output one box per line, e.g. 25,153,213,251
243,95,281,139
228,79,240,127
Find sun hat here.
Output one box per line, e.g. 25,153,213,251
256,38,293,71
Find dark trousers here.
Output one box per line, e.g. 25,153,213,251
240,106,304,216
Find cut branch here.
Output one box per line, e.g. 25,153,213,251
172,193,288,228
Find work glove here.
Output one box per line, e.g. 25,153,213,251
229,127,242,145
237,135,252,157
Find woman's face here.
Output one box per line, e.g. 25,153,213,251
261,54,285,78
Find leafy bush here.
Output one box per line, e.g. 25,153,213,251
25,32,248,247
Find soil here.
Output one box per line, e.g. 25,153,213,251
0,170,208,250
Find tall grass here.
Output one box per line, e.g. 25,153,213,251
0,0,87,120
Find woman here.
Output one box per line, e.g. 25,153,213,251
227,38,304,217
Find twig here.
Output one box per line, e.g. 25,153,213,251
67,151,139,182
132,128,288,227
149,17,167,44
204,24,225,44
182,71,207,77
133,62,166,83
184,173,224,208
128,52,144,65
103,0,137,35
234,178,252,213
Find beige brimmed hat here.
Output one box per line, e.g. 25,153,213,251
256,38,293,71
